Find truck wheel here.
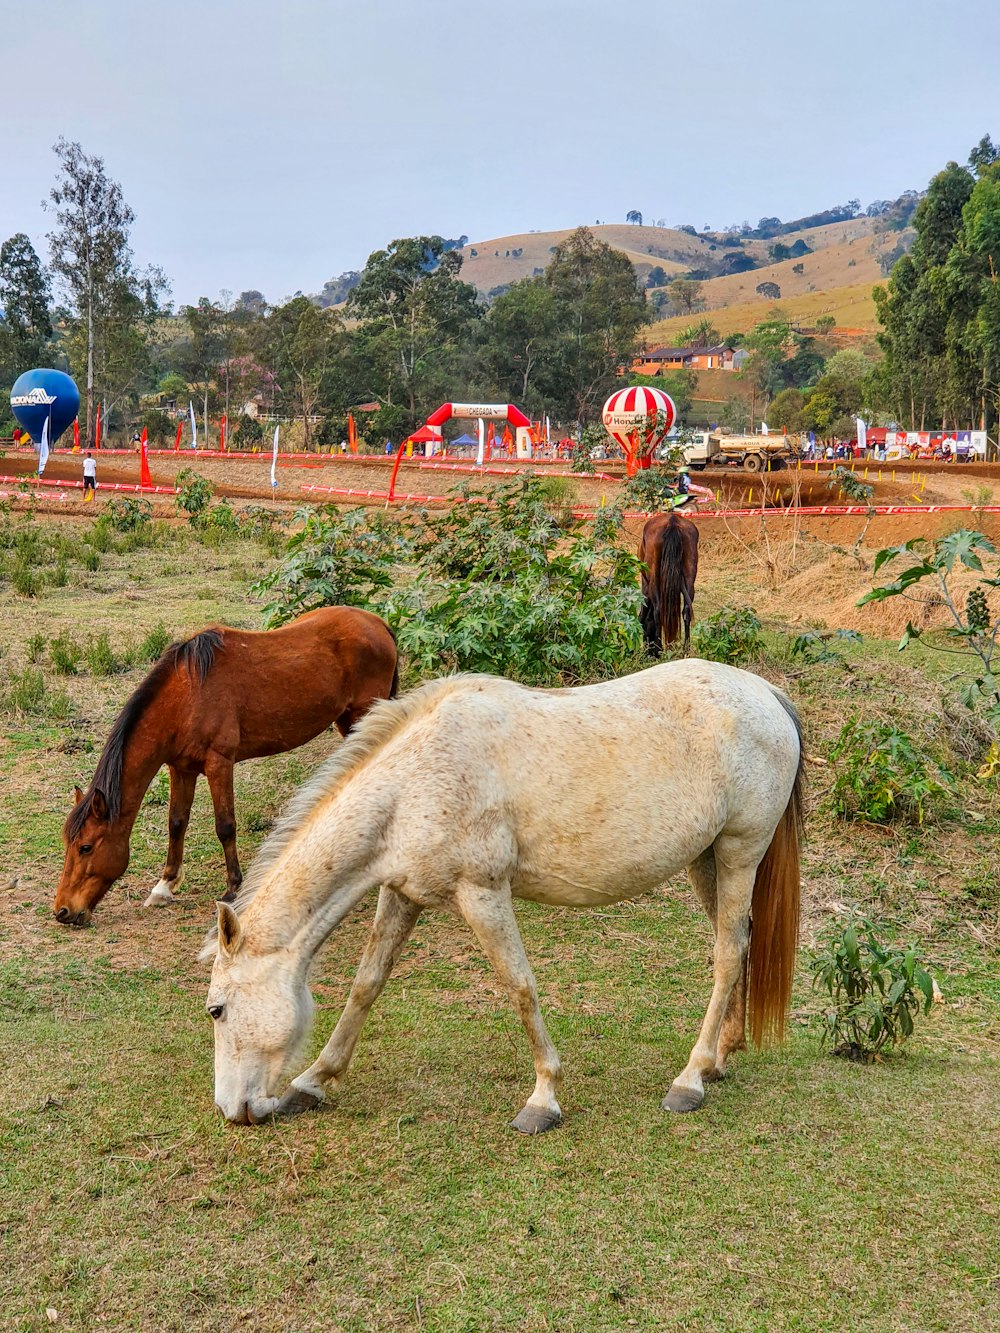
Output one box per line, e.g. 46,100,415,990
744,454,762,472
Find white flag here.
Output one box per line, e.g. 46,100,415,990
761,421,769,436
189,401,198,450
271,424,280,487
476,417,485,467
545,415,551,445
38,418,49,475
856,417,867,452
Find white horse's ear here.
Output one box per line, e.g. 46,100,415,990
217,903,243,958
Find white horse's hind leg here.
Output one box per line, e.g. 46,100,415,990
664,860,754,1114
276,885,422,1117
454,881,563,1135
687,849,747,1076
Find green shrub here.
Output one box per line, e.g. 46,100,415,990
829,719,953,824
81,549,100,572
85,524,114,553
138,623,171,663
49,634,83,675
809,915,935,1060
175,469,213,524
101,497,154,533
4,667,46,714
12,562,38,597
692,606,764,664
49,561,68,588
790,628,862,665
84,632,125,677
26,633,47,664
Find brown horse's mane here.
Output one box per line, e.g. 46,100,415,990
68,629,225,838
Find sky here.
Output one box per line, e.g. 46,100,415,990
4,0,1000,307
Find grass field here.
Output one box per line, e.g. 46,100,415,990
1,508,998,1331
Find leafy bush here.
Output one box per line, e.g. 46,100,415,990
415,479,560,581
26,633,47,664
388,528,644,684
809,915,935,1060
138,623,171,663
256,506,410,625
81,549,100,572
84,632,126,677
3,667,46,715
101,497,153,533
692,606,764,664
829,466,874,504
49,634,83,675
860,530,1000,731
234,415,264,449
790,628,862,665
175,470,213,524
829,719,953,824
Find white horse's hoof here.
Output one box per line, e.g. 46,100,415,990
144,879,177,908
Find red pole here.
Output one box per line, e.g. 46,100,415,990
387,439,407,501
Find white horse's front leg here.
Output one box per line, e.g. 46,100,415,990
454,881,563,1135
664,862,754,1114
274,885,422,1118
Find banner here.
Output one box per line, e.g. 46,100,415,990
73,418,80,452
476,417,485,467
189,401,198,450
856,417,867,452
95,402,101,450
140,428,152,489
271,424,280,488
347,412,358,453
220,415,227,452
174,420,183,452
38,418,49,475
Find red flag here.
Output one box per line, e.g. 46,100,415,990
174,420,183,452
140,428,152,489
347,412,358,453
220,415,227,452
73,418,80,452
486,420,495,462
95,403,101,450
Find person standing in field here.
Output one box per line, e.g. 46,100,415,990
82,451,97,502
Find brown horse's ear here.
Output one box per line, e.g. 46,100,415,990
91,790,108,821
217,903,243,958
72,785,84,805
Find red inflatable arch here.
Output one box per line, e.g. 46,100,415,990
426,401,531,429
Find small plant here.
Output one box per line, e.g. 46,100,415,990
12,562,38,598
102,497,153,533
175,469,214,524
49,634,84,675
138,623,171,663
81,549,100,572
26,633,47,664
791,628,862,665
4,667,46,715
829,719,953,824
692,606,764,664
49,561,69,588
809,915,935,1060
829,466,874,505
84,632,124,677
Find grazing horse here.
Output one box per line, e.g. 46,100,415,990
53,607,398,927
638,511,700,655
202,662,804,1132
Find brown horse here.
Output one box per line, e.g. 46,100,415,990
638,511,700,656
53,606,398,927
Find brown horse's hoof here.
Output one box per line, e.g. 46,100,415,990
219,886,240,905
510,1105,562,1135
273,1086,323,1119
662,1083,704,1114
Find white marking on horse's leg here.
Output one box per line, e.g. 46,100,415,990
143,870,185,908
293,885,421,1098
454,881,563,1129
666,863,754,1113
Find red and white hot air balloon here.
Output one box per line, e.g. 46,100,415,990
602,385,676,475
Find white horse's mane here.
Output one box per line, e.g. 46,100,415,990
199,673,486,959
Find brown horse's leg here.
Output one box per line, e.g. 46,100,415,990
204,754,242,903
144,768,197,907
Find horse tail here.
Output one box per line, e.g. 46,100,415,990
387,624,400,699
657,518,685,646
747,693,805,1048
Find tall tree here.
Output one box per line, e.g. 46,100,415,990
261,297,342,450
347,236,481,422
0,233,52,380
542,227,649,422
481,279,559,409
45,138,168,444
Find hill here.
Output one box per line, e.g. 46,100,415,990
456,216,911,334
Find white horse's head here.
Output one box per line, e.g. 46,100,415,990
206,903,314,1124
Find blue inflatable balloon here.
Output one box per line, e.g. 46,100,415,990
10,368,81,446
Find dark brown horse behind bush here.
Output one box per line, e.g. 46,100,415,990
638,511,700,655
53,606,398,927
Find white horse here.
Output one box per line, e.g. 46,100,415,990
202,661,804,1133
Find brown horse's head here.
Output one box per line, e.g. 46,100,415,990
53,786,131,927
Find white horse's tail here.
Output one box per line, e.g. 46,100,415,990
747,693,805,1047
